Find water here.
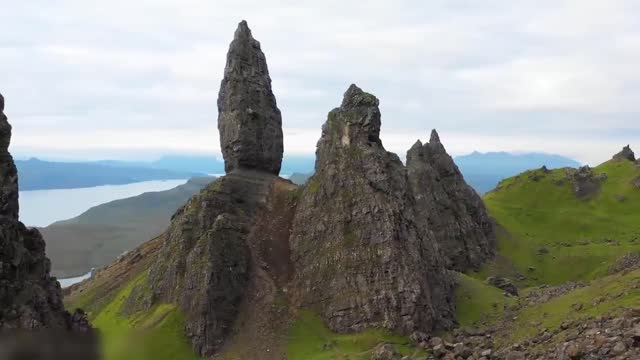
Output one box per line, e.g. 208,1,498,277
58,270,93,288
19,179,188,227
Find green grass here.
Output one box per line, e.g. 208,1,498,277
89,271,200,360
287,311,426,360
502,268,640,345
455,273,517,327
482,160,640,285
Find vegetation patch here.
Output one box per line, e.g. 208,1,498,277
287,310,426,360
454,273,517,328
483,161,640,285
91,271,201,360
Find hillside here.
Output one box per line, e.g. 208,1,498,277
455,151,581,194
481,154,640,286
16,157,202,190
42,176,214,277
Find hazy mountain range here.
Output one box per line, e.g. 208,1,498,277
289,151,581,194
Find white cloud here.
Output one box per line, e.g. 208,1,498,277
1,0,639,163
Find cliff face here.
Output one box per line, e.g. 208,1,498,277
114,22,495,358
218,20,284,175
406,130,495,271
290,85,456,333
127,21,294,357
0,93,92,356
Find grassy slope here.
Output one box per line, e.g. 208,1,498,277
505,268,640,345
454,273,517,327
65,237,201,360
481,160,640,285
287,311,426,360
43,177,214,277
91,271,199,360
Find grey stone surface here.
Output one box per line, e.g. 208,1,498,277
613,145,636,162
217,20,283,175
290,84,457,335
406,129,496,271
0,93,93,344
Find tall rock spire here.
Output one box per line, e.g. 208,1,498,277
0,93,19,220
217,20,284,175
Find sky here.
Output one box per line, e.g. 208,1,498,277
2,0,640,165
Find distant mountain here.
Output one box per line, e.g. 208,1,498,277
289,172,311,185
16,158,203,190
41,176,215,277
286,152,580,194
454,151,581,194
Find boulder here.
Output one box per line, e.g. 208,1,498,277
487,276,519,296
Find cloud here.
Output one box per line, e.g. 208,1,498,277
1,0,639,166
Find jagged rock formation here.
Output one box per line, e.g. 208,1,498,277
290,85,456,334
0,94,18,220
110,24,495,357
217,20,283,175
124,21,294,358
613,145,636,162
406,130,495,271
0,93,94,356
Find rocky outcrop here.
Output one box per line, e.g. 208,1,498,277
613,145,636,162
0,94,18,220
217,20,283,175
0,93,94,356
113,25,496,357
290,85,456,334
565,166,607,198
123,22,295,358
407,130,495,271
486,276,519,297
128,172,274,355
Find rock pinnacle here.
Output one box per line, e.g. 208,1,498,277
217,20,284,175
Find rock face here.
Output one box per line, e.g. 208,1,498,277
118,25,496,357
613,145,636,162
217,20,283,175
129,171,279,356
125,22,294,358
0,93,93,353
0,94,18,220
406,130,495,271
290,85,456,334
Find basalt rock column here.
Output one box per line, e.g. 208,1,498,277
290,85,455,334
218,20,284,175
0,93,93,350
406,130,496,271
0,94,18,220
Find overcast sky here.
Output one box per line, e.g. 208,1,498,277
2,0,639,165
